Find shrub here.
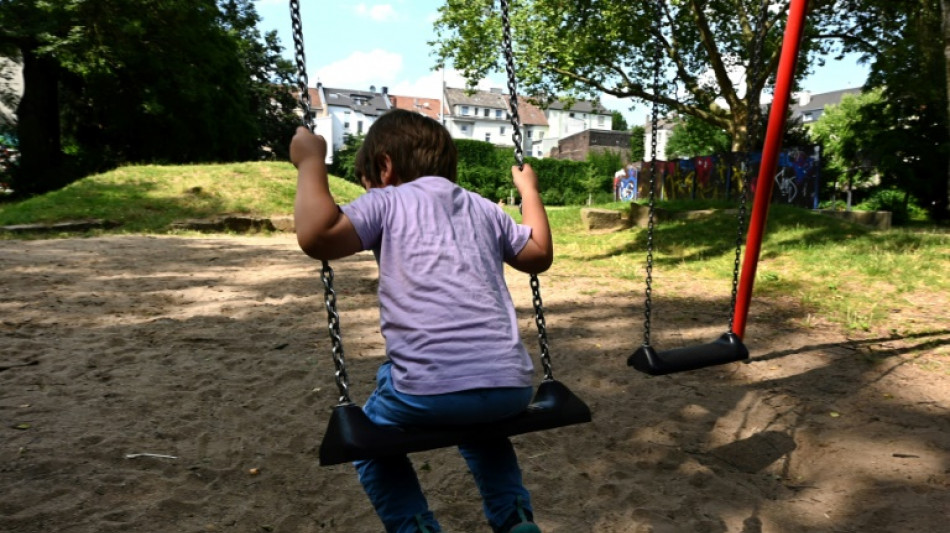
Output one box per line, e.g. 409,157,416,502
329,134,364,184
855,188,927,225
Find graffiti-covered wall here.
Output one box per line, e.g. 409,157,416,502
620,147,821,208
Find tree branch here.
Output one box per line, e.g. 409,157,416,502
689,0,739,109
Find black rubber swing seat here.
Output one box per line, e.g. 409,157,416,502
627,332,749,376
319,379,592,466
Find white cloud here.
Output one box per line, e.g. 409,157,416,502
314,49,404,89
389,68,500,99
355,3,398,22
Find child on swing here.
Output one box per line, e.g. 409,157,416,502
290,109,552,533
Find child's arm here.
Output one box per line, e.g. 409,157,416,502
291,127,362,260
507,163,553,274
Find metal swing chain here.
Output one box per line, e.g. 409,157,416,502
289,0,351,405
501,0,553,381
501,0,525,170
727,0,770,334
641,0,664,348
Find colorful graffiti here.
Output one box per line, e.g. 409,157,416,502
626,147,821,208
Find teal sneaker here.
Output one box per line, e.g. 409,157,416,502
494,496,540,533
508,522,541,533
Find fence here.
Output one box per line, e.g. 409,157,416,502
621,147,821,208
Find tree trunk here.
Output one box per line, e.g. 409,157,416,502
942,0,950,220
15,46,62,196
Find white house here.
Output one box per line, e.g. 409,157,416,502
642,118,675,161
789,88,862,125
443,87,515,147
314,83,393,152
442,86,612,158
537,99,612,156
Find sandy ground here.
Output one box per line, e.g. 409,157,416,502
1,234,948,533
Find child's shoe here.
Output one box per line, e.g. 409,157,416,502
507,523,541,533
493,496,540,533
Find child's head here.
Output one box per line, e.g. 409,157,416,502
355,109,458,187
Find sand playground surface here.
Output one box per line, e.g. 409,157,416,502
1,234,948,532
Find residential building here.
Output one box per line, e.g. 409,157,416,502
441,86,612,159
388,94,444,122
642,118,675,161
512,96,549,158
538,99,613,156
789,88,862,125
443,87,514,146
315,83,392,151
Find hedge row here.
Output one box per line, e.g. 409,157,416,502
332,137,624,206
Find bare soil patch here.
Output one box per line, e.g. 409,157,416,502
1,235,948,532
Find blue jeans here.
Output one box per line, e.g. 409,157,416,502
354,361,534,533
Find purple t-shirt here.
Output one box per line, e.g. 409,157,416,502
341,176,534,395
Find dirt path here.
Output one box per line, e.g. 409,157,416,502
1,235,948,532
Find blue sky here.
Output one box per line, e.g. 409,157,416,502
256,0,869,125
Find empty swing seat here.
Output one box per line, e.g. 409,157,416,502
627,332,749,376
319,379,592,466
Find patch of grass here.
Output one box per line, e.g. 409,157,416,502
0,161,364,234
3,164,949,336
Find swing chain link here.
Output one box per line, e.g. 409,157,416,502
642,0,664,348
728,0,769,333
289,0,314,132
321,261,352,404
290,0,351,404
500,0,525,169
500,0,554,378
530,274,554,380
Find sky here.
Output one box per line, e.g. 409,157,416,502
256,0,870,126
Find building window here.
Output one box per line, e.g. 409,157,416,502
569,112,575,118
500,126,506,135
485,132,491,142
597,116,605,126
538,131,544,139
357,121,363,134
525,129,531,139
460,124,469,132
495,109,503,119
344,122,350,130
484,109,490,117
461,106,470,115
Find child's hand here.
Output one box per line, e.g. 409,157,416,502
290,126,327,168
511,163,540,195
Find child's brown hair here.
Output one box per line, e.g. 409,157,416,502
355,109,458,186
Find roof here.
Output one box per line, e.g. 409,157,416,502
444,87,508,109
789,88,862,113
322,86,391,116
506,96,548,126
388,95,444,121
538,97,610,115
306,87,323,111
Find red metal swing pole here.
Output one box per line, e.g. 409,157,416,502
733,0,810,339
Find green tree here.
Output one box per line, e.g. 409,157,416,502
630,125,645,162
824,0,949,220
665,115,731,159
610,110,628,131
434,0,836,152
809,88,887,190
0,0,295,196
